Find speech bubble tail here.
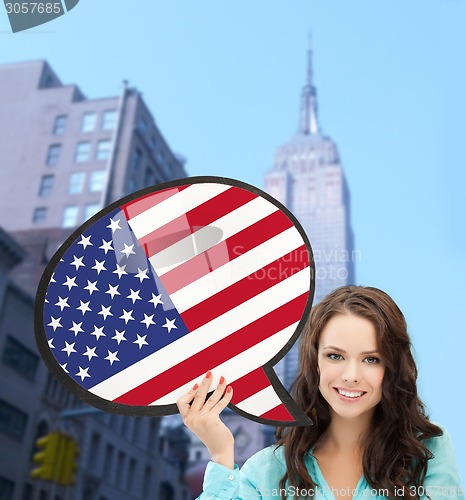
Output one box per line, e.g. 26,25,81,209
228,367,312,426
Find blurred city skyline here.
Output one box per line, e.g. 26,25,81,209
1,0,464,483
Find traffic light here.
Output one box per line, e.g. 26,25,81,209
55,435,79,485
31,432,60,480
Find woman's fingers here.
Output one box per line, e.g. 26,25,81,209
211,385,233,415
176,382,199,419
189,370,213,412
201,375,228,412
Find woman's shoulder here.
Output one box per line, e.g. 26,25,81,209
242,443,287,471
421,421,456,456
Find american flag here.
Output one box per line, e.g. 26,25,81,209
41,180,313,424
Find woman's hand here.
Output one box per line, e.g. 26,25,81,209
176,371,235,469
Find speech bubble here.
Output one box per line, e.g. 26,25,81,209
35,177,315,426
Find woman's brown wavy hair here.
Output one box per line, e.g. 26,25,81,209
275,285,442,499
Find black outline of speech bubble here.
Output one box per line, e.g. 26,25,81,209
35,176,315,426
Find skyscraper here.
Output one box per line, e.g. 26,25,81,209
264,42,355,388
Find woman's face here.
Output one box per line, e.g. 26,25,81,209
317,313,385,421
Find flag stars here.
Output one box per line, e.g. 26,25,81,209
77,234,93,249
135,268,150,283
98,305,113,320
55,296,70,311
141,313,156,329
120,309,135,324
83,346,98,361
70,255,85,270
48,338,55,349
149,293,163,308
107,217,122,234
106,284,120,299
120,243,136,259
92,259,107,274
133,334,149,349
113,263,128,279
48,317,62,331
77,300,92,315
127,289,142,304
60,362,69,374
162,318,177,333
112,330,127,345
84,280,99,295
69,321,84,336
62,341,77,357
90,326,106,341
63,276,78,291
75,366,91,381
99,239,114,254
105,350,120,365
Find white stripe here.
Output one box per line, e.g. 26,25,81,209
235,386,282,416
168,226,305,313
128,183,231,239
88,268,310,400
150,196,279,275
151,322,298,405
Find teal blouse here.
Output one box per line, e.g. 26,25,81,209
198,423,464,499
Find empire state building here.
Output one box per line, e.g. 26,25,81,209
264,43,356,388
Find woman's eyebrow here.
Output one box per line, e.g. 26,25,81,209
322,346,380,355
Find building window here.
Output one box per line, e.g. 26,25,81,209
96,140,111,161
81,112,97,133
38,175,54,197
138,117,147,135
2,336,39,381
89,171,106,192
46,144,61,165
52,115,67,135
142,465,152,498
102,110,117,130
0,398,28,440
144,166,156,187
131,148,142,170
84,203,100,222
127,458,136,493
148,136,156,152
69,172,85,194
62,206,79,228
116,451,126,489
75,142,91,163
21,482,34,500
103,444,114,481
0,476,15,500
32,207,47,224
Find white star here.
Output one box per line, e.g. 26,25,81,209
55,296,70,311
112,330,127,345
133,334,149,349
77,234,93,249
63,276,78,291
84,280,99,295
141,313,156,329
127,289,142,304
60,362,68,374
107,217,122,234
48,317,62,331
48,338,55,349
149,293,163,308
120,243,136,259
162,318,178,333
75,366,91,381
77,300,92,315
92,259,106,274
83,346,98,361
135,268,150,283
113,263,128,278
98,305,113,320
106,284,120,299
69,321,84,336
99,239,114,254
104,350,120,365
50,273,56,283
70,255,85,270
120,309,134,324
90,326,106,341
62,341,77,357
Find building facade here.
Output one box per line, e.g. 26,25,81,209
0,60,192,500
264,45,355,389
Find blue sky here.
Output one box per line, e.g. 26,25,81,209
1,0,465,480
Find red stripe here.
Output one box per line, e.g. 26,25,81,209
122,185,189,220
229,367,272,404
160,209,293,294
140,186,257,255
113,293,308,406
260,403,294,421
180,246,309,331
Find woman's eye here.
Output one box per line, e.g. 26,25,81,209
365,357,380,364
327,353,342,361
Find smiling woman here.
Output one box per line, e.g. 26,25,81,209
178,286,464,499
